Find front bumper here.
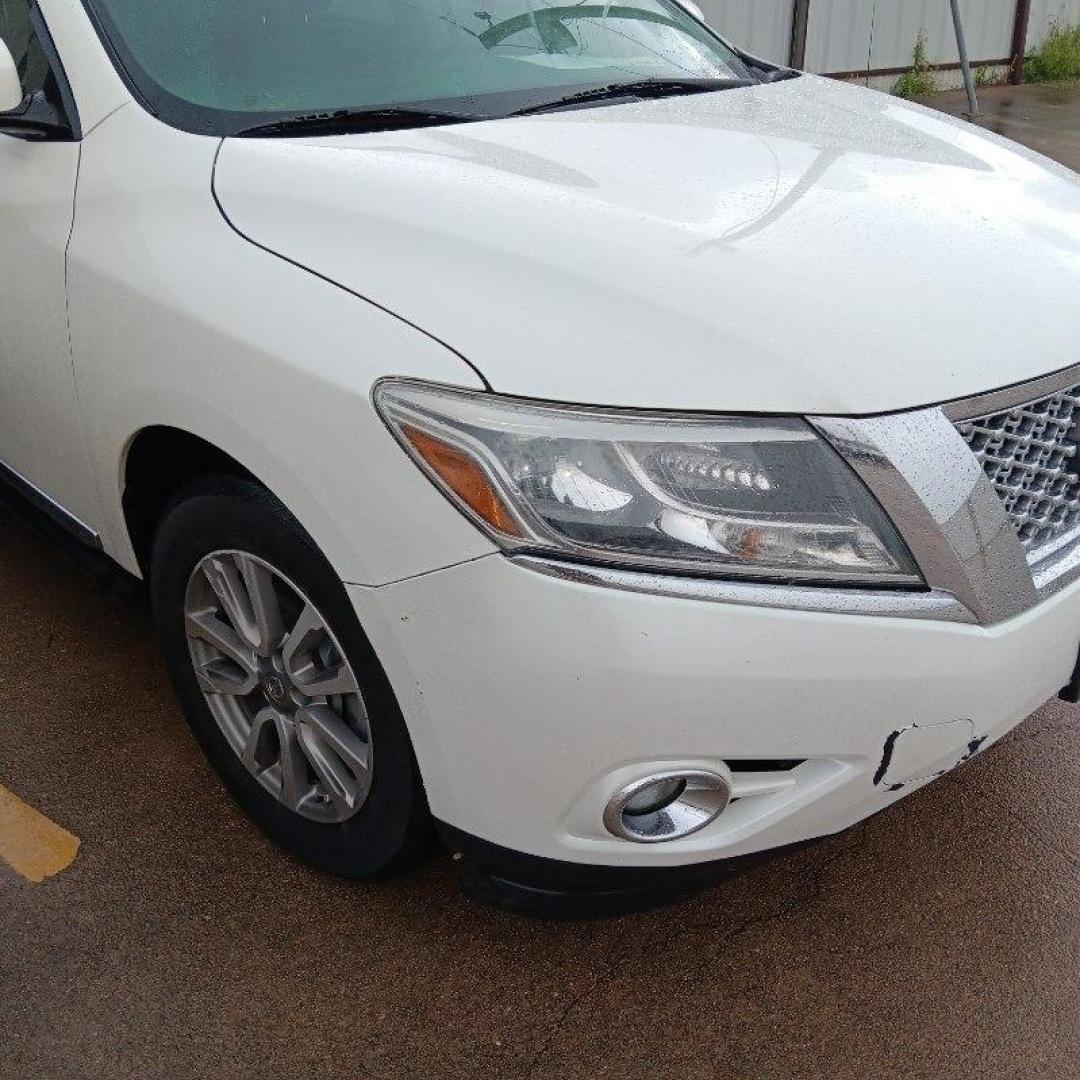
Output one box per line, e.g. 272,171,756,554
349,553,1080,872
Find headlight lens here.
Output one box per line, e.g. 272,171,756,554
376,381,920,586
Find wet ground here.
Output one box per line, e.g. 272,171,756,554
2,500,1079,1080
929,81,1080,173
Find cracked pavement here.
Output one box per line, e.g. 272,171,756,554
1,501,1078,1079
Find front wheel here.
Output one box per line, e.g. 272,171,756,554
150,475,432,879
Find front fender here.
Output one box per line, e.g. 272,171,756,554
68,107,494,585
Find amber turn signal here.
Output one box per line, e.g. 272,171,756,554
401,425,522,537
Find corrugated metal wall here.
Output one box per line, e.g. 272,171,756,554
866,0,1013,71
696,0,793,63
803,0,874,73
700,0,1079,74
1030,0,1080,43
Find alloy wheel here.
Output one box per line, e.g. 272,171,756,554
184,550,372,824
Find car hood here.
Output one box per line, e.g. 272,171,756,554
214,75,1080,414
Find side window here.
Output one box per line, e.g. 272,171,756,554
0,0,51,99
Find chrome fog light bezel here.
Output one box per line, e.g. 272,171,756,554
603,769,732,843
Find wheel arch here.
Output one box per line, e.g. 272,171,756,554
109,381,495,589
120,425,266,576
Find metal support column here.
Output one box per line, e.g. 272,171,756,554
949,0,979,117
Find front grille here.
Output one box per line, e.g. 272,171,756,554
956,384,1080,557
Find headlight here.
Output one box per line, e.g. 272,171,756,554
375,380,921,586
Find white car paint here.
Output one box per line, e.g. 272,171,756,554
348,554,1077,863
0,118,100,525
66,104,495,587
214,76,1080,415
0,31,20,109
3,0,1079,871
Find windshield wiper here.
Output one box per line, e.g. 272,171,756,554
757,66,801,84
510,77,753,117
234,107,489,138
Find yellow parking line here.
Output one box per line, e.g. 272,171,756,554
0,784,80,883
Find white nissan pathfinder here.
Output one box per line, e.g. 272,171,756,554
2,0,1078,915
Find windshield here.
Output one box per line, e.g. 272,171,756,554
83,0,755,135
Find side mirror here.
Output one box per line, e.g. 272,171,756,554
676,0,706,21
0,39,69,139
0,39,23,114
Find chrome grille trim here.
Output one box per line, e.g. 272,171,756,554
943,362,1080,423
954,383,1080,559
515,556,979,624
1033,534,1080,602
812,411,1035,626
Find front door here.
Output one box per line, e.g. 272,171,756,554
0,0,100,537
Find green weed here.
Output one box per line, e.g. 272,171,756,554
1026,21,1080,83
892,31,938,98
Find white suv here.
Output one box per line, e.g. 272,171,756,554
2,0,1078,916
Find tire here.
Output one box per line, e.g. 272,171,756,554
149,474,432,879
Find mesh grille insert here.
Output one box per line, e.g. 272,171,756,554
956,384,1080,557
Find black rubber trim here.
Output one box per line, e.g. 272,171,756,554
0,460,140,594
75,0,164,123
1059,644,1080,702
35,2,82,139
0,457,101,549
8,3,83,142
437,820,815,919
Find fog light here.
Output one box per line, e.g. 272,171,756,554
603,769,732,843
623,777,687,817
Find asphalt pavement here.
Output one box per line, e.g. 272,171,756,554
2,497,1079,1079
928,81,1080,173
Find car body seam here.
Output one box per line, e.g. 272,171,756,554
209,138,493,394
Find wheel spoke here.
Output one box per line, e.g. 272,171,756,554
281,601,359,697
240,707,279,775
292,659,360,699
195,657,258,697
185,609,259,693
281,601,324,671
299,704,371,777
297,709,366,814
236,554,285,655
277,721,314,811
202,556,262,652
186,609,248,664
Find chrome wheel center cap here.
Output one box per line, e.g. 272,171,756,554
264,674,289,707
